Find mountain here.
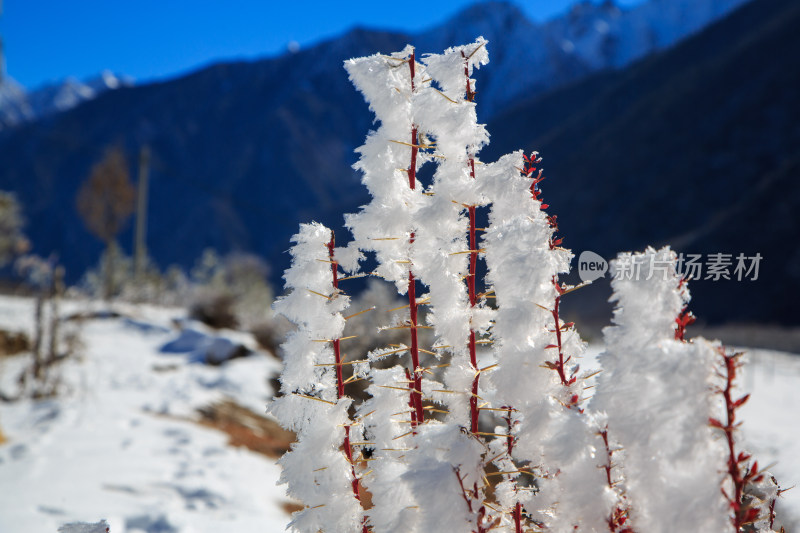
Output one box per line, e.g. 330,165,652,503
1,0,791,325
484,0,800,325
0,0,746,128
0,70,132,131
0,77,28,129
0,29,410,280
543,0,750,70
413,0,749,117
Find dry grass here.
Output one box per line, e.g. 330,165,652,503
196,398,295,459
281,501,304,515
0,328,30,357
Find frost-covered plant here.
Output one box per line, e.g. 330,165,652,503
593,247,730,531
269,223,366,533
270,39,781,533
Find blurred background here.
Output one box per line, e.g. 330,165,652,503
0,0,797,344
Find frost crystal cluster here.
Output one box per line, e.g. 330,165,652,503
270,39,782,533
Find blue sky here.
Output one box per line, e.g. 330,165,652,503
1,0,643,89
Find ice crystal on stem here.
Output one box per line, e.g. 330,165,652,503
269,223,365,533
594,247,748,532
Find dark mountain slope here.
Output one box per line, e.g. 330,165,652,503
485,0,800,324
0,0,791,326
0,30,409,275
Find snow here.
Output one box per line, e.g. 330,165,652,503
593,248,729,532
739,348,800,527
0,296,286,533
416,0,750,115
583,343,800,529
0,72,132,132
0,291,797,531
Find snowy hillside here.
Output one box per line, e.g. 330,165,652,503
0,295,797,531
0,296,287,532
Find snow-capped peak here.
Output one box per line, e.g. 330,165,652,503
543,0,751,69
413,0,750,115
0,71,133,132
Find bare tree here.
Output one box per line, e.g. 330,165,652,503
76,146,136,300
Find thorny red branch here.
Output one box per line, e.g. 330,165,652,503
599,427,633,533
501,406,523,533
459,48,491,531
674,278,696,341
523,153,577,404
406,51,424,428
460,49,481,436
709,347,764,531
327,234,369,533
455,468,492,533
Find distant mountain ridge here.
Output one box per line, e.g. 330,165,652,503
484,0,800,324
2,0,794,326
0,70,132,131
416,0,749,115
0,0,746,128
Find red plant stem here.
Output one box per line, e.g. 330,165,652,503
513,503,522,533
502,406,523,533
408,128,418,189
551,288,569,387
769,495,777,529
721,351,745,531
327,237,348,400
523,155,571,392
405,52,424,428
407,265,423,425
405,368,418,427
711,347,766,530
456,469,474,514
468,204,477,307
468,204,479,433
504,407,515,455
328,234,368,532
599,428,633,533
455,469,488,533
460,50,481,435
333,338,345,398
460,50,490,532
461,50,475,103
600,429,614,488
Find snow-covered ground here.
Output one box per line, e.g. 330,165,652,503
0,295,797,531
739,347,800,527
0,296,287,532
